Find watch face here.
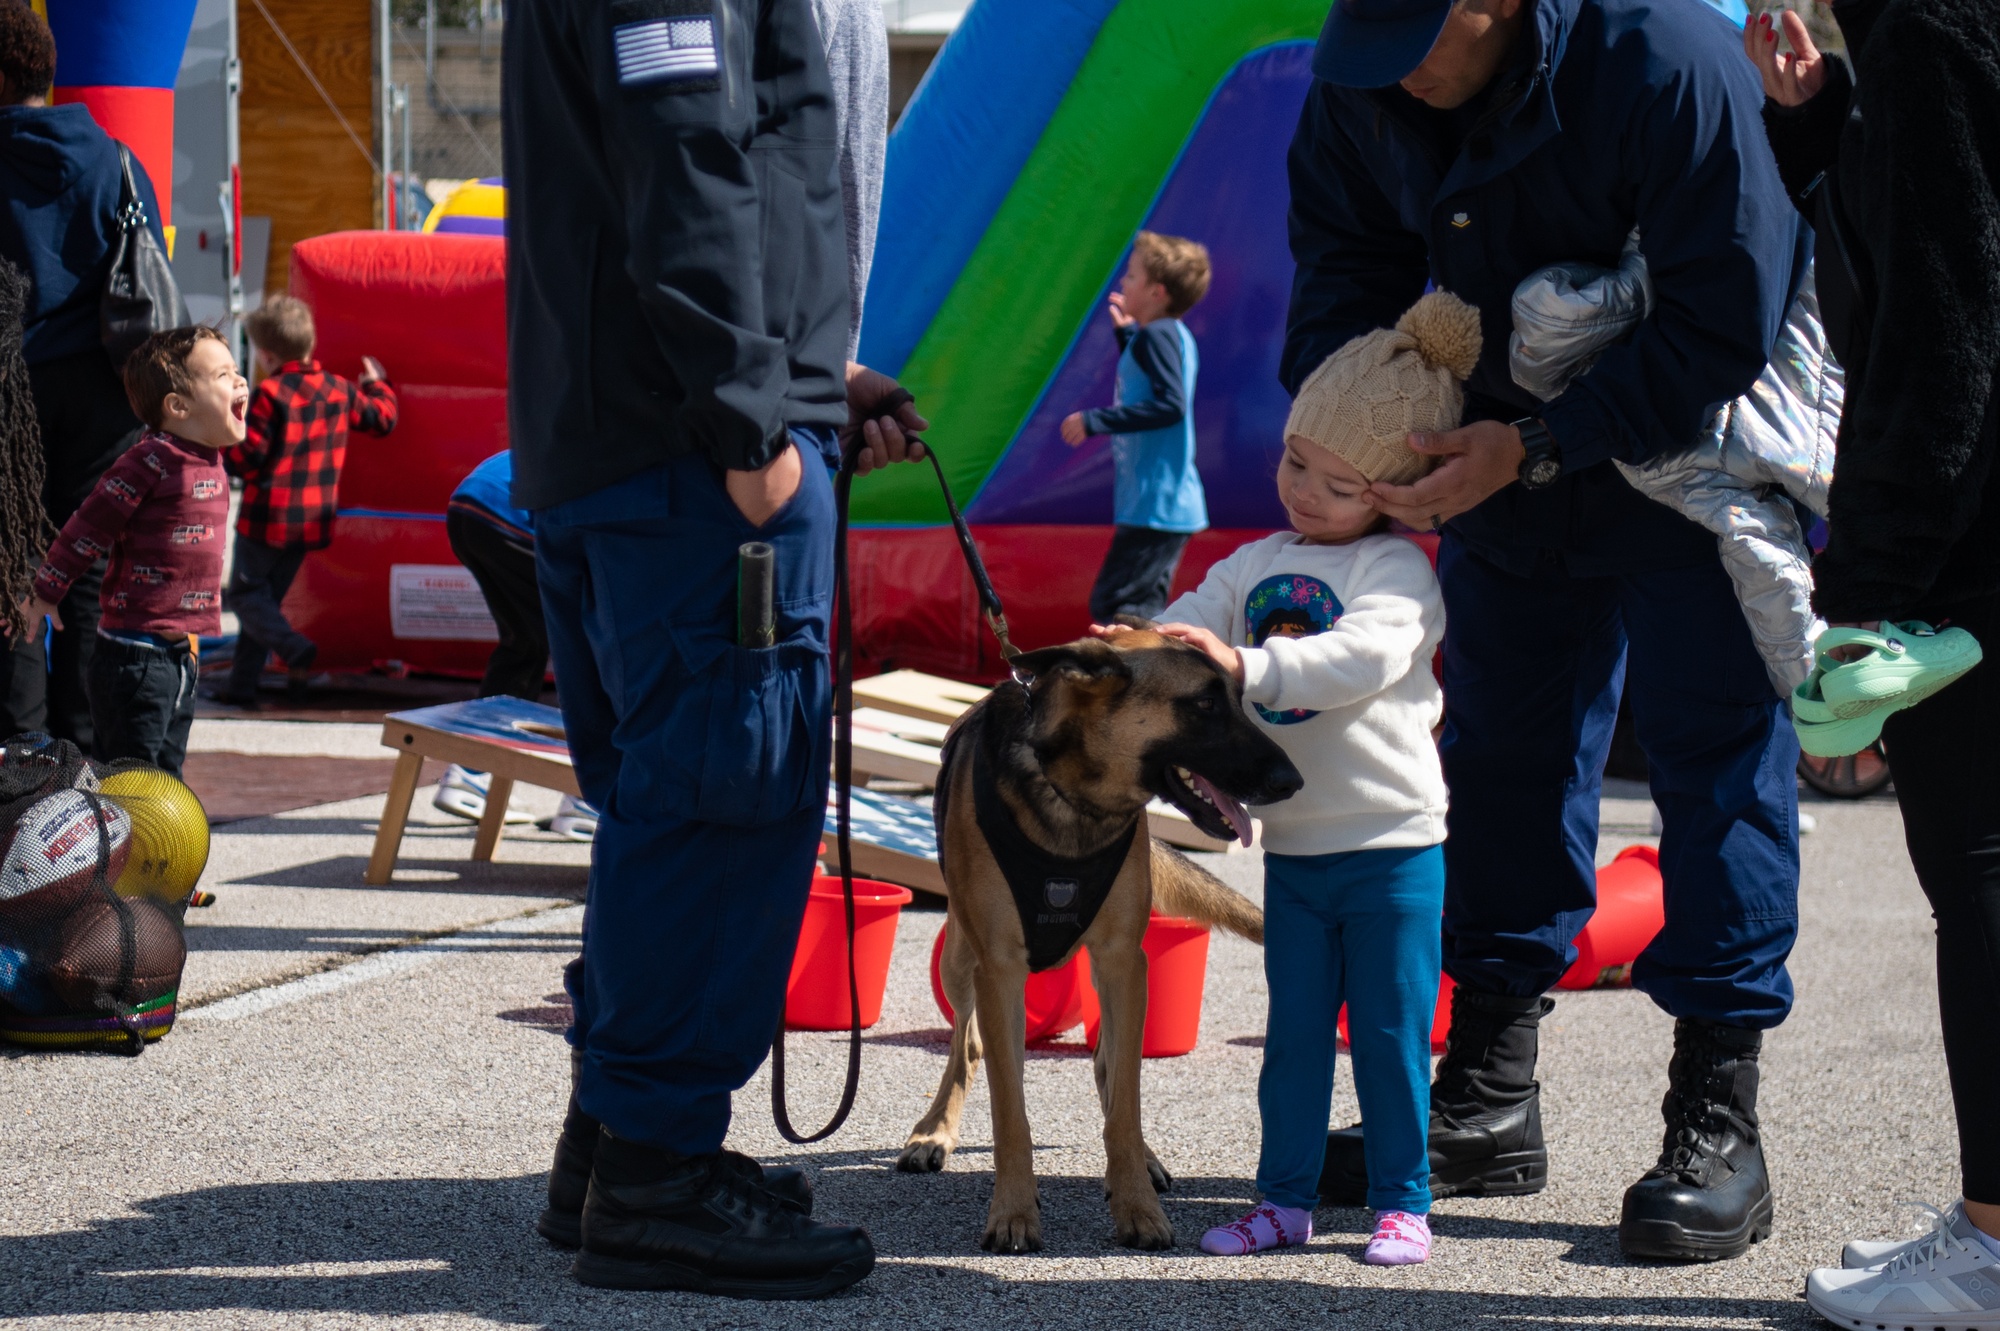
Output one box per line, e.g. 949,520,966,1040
1526,457,1561,488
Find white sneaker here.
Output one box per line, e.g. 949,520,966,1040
545,794,597,842
1808,1202,2000,1329
431,765,533,824
1844,1200,1989,1269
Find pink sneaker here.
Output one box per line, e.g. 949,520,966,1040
1200,1203,1313,1255
1364,1210,1431,1265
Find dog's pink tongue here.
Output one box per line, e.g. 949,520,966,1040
1194,774,1254,847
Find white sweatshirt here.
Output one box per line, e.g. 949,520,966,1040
1161,531,1447,856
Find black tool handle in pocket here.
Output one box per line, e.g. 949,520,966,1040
738,542,776,648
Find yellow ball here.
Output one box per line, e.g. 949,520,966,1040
98,768,211,905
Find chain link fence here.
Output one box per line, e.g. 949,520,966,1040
387,5,507,217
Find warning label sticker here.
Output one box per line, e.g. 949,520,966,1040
389,564,499,641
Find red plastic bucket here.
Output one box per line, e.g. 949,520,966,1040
929,924,1093,1042
1558,845,1664,990
1338,970,1453,1054
1080,914,1213,1059
784,874,913,1031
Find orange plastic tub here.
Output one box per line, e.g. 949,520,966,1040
1558,845,1664,990
929,925,1094,1043
784,874,913,1031
1081,914,1213,1059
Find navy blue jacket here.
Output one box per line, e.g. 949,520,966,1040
502,0,849,511
0,104,167,367
1285,0,1811,574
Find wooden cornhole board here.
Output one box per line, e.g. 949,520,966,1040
367,696,579,884
366,671,1230,887
364,695,951,892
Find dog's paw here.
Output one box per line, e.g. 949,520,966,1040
1145,1149,1174,1194
981,1204,1044,1254
1110,1196,1175,1251
895,1137,951,1173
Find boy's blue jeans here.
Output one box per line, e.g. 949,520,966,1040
1257,844,1444,1214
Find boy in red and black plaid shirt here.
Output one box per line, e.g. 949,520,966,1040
216,295,397,706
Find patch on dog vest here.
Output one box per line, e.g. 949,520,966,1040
937,730,1135,973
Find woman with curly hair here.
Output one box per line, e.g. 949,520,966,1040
0,254,55,735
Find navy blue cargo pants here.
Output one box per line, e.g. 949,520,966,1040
1437,534,1800,1029
535,435,833,1155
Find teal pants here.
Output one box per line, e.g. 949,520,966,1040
1257,844,1443,1213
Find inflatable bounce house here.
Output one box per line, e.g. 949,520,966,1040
284,0,1336,678
276,0,1742,681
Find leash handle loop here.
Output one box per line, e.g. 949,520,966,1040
771,394,1019,1143
771,451,864,1145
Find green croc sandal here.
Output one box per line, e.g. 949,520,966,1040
1789,657,1838,727
1793,706,1888,759
1815,622,1983,720
1791,658,1888,757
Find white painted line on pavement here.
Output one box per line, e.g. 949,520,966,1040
107,1260,453,1278
185,904,584,1022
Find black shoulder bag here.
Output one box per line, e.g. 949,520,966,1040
100,145,190,369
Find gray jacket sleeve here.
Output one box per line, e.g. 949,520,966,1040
814,0,888,361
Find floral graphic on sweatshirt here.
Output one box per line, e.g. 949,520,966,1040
1243,573,1342,724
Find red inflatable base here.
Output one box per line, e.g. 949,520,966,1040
286,515,497,676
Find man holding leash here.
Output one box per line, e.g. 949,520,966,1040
505,0,919,1299
1290,0,1807,1259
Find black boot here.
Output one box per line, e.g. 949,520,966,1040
1618,1018,1773,1261
573,1130,874,1299
537,1051,812,1249
1319,988,1552,1206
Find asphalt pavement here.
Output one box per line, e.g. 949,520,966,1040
0,720,1952,1331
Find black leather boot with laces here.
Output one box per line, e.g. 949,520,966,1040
537,1051,812,1249
1618,1018,1773,1261
1319,988,1552,1206
573,1130,873,1299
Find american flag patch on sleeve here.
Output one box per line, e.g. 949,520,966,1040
611,1,719,88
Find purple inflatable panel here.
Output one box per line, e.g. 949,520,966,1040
967,43,1312,529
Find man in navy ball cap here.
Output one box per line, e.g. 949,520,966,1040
1287,0,1809,1263
1311,0,1456,89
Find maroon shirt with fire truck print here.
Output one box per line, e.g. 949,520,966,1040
33,430,229,636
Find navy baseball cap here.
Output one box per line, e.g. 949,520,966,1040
1312,0,1454,88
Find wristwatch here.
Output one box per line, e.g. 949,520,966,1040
1514,416,1561,490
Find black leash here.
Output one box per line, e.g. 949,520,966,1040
770,391,1017,1143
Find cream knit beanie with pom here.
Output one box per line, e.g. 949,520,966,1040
1283,290,1484,486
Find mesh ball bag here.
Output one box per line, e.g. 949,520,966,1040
0,735,207,1053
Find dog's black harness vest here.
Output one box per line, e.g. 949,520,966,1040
936,723,1137,973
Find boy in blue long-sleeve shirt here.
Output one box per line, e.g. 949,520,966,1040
1062,230,1211,622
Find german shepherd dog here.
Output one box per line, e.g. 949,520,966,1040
897,631,1302,1252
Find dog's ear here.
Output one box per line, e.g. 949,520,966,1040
1109,612,1157,631
1014,638,1133,696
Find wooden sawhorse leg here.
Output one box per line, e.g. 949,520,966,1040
472,774,514,862
366,750,426,885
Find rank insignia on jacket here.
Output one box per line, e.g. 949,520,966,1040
1451,212,1471,229
609,0,720,90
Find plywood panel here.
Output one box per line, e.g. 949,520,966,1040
240,0,378,296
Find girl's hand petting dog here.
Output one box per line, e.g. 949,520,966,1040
1101,620,1246,682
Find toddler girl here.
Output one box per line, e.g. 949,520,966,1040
1150,291,1479,1265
